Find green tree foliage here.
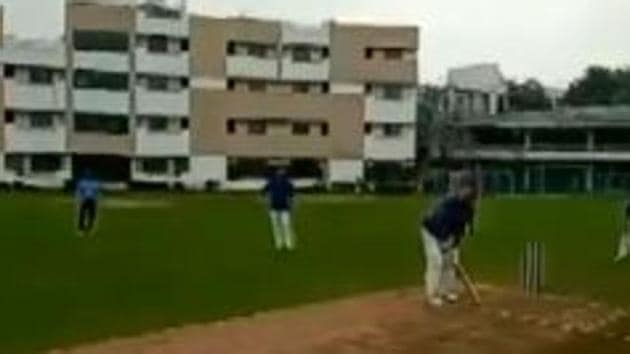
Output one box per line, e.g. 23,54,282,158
564,66,630,106
508,79,553,111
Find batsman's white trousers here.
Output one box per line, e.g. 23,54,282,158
421,228,460,298
269,210,295,250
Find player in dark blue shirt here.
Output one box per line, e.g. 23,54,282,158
421,171,478,307
263,168,296,251
76,170,101,236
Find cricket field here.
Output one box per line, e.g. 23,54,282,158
1,193,629,353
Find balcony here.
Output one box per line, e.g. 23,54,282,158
69,133,133,155
226,56,278,80
280,58,329,81
74,51,129,73
137,14,189,37
136,49,189,76
4,124,66,153
74,89,130,115
366,96,416,123
136,88,189,116
364,126,415,161
4,80,66,111
136,128,190,156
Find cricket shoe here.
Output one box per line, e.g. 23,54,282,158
427,296,444,308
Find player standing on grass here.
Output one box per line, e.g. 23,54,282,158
421,171,477,307
263,168,297,251
76,170,101,237
615,200,630,262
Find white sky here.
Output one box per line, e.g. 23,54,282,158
1,0,629,87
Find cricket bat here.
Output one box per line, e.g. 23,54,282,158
455,262,482,306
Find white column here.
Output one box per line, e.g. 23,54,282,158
586,164,594,193
24,155,33,176
489,93,499,115
524,166,531,192
524,130,532,151
587,130,595,151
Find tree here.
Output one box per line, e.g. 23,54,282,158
508,79,552,111
564,66,630,106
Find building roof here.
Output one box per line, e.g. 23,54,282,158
452,106,630,128
447,63,508,94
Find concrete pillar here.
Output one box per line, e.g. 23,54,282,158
489,93,499,115
587,130,595,151
524,166,531,192
585,164,594,193
24,155,32,176
524,130,532,151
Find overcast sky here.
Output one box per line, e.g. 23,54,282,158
1,0,629,87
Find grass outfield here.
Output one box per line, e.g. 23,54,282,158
0,193,628,353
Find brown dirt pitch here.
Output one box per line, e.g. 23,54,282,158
50,286,630,354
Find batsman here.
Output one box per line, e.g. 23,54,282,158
421,171,478,307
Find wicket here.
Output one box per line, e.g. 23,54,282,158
521,241,546,297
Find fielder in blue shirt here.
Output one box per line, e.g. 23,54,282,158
263,168,296,251
76,170,101,236
421,171,477,307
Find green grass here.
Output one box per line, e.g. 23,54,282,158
0,193,628,353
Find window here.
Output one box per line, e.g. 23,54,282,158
29,68,53,84
31,155,62,173
226,119,236,134
227,79,236,91
247,121,267,135
141,3,181,19
292,123,310,136
292,47,311,62
174,158,190,176
382,85,404,100
5,155,24,175
180,118,190,130
248,81,267,92
147,117,169,132
5,111,15,124
4,65,15,78
365,123,373,135
365,48,374,59
74,114,129,135
322,47,330,58
227,41,236,55
141,158,169,175
146,76,170,91
181,39,190,52
180,78,190,88
292,83,310,94
365,84,373,94
320,123,329,136
383,48,404,60
247,44,268,58
29,113,54,129
383,124,403,138
147,35,169,53
322,83,330,94
73,30,129,52
74,70,128,91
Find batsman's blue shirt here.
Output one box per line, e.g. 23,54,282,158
77,178,101,202
264,175,294,211
423,196,475,244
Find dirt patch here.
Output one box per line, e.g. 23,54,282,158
49,287,630,354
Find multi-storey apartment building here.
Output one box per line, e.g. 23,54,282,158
430,64,630,194
0,0,419,190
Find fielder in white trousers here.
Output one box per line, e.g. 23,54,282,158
422,228,460,304
270,210,296,251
